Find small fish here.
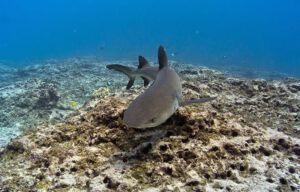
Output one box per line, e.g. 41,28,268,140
123,46,216,128
170,51,179,57
107,56,158,89
71,101,77,108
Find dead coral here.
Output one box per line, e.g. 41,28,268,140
0,65,299,191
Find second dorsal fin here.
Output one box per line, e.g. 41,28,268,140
138,56,150,69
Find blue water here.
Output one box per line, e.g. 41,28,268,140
0,0,300,77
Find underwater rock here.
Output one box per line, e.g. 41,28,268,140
103,176,120,189
288,83,300,93
0,58,129,147
33,83,59,110
54,174,77,188
5,140,25,153
293,147,300,156
0,60,299,191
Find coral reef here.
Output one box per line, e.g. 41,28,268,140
0,58,129,146
0,64,17,87
0,60,299,191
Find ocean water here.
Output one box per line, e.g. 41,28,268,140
1,1,300,190
0,0,300,77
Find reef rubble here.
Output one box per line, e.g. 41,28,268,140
0,58,128,146
0,58,299,191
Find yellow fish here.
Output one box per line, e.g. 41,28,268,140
71,101,77,108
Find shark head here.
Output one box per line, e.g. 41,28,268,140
123,95,179,128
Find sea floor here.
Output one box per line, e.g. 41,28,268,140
0,58,299,191
0,58,128,147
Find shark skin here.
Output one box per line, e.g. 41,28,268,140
123,46,216,129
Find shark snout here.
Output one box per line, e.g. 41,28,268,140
122,111,139,128
123,108,170,129
122,109,158,129
122,118,141,128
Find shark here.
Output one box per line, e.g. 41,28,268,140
106,56,158,89
123,46,216,129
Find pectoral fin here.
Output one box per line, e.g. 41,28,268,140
126,77,136,90
179,97,216,107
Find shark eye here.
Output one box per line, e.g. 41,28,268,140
149,117,156,123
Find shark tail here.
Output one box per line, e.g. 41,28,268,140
107,56,151,90
138,56,151,87
180,97,216,107
106,64,136,89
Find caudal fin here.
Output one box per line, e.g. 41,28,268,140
106,64,136,89
138,56,151,87
180,97,216,107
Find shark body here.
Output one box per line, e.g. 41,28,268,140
123,46,215,129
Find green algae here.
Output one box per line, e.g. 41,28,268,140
130,160,157,182
35,180,52,190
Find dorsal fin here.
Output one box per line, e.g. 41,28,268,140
158,46,168,70
138,56,150,69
